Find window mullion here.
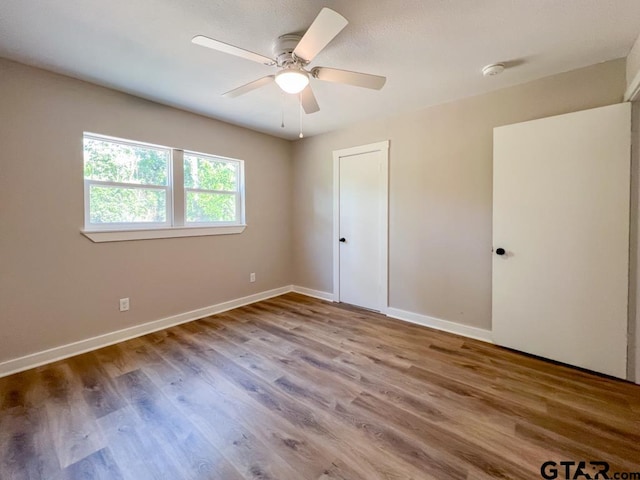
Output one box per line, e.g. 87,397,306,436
85,179,169,189
184,187,237,195
172,149,185,227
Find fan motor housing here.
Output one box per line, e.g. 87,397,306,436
273,34,303,66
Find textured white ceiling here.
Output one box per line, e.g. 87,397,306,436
1,1,639,139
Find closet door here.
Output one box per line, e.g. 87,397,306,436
492,103,631,379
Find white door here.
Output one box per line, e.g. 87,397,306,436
493,103,631,379
334,142,389,311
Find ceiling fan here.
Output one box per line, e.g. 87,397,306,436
192,7,386,114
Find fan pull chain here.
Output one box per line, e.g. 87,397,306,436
298,93,304,139
281,92,285,128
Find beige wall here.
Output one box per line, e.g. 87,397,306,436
0,59,292,364
292,59,626,331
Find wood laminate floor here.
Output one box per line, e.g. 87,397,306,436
1,293,639,480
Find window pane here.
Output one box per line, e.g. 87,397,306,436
84,137,169,186
186,191,237,223
184,154,237,191
89,185,167,224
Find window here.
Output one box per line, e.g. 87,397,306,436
83,133,245,242
184,152,242,225
83,134,171,229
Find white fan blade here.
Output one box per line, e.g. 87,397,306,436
192,35,275,66
312,67,386,90
222,76,275,98
293,8,348,63
301,86,320,114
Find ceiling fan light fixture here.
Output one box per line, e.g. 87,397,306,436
275,68,309,94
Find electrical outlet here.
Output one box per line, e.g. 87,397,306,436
119,298,130,312
250,273,256,283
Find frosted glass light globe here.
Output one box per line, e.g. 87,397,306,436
275,68,309,94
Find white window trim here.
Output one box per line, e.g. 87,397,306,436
82,225,247,243
81,133,247,242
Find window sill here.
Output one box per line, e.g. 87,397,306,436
81,225,247,243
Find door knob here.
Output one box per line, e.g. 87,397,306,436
339,238,346,243
495,248,506,255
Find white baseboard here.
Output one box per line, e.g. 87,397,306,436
0,285,492,378
0,285,292,378
291,285,335,302
386,307,493,343
292,285,492,344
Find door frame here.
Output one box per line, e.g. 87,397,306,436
332,140,389,312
